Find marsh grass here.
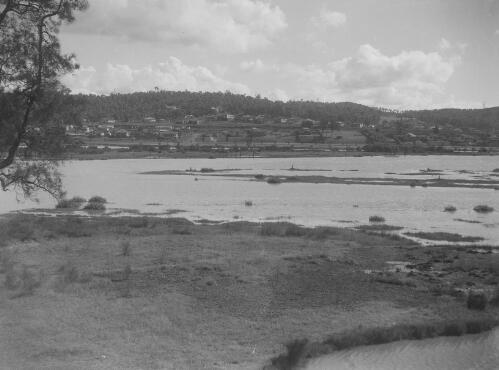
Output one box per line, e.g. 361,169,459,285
474,205,494,213
83,202,106,211
369,215,385,223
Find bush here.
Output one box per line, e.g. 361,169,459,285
266,176,282,184
467,291,487,310
55,196,86,209
84,202,106,211
444,205,457,212
473,205,494,213
200,168,215,173
88,196,107,204
244,200,253,207
369,215,385,223
254,174,265,180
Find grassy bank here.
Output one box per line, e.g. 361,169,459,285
0,214,498,369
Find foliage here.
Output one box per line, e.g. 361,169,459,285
0,0,88,198
88,195,107,204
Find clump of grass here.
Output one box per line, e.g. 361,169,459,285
88,196,107,204
244,200,253,207
13,267,41,298
83,202,106,211
266,176,282,184
444,205,457,212
467,291,487,310
121,241,131,256
473,205,494,213
121,264,132,298
369,215,385,223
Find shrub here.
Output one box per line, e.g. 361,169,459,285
444,205,457,212
467,291,487,310
83,202,106,211
492,168,499,173
55,196,86,209
244,200,253,207
200,168,215,173
473,205,494,213
254,174,265,180
266,176,282,184
369,215,385,223
88,196,107,204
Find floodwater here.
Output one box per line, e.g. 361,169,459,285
306,327,499,370
1,155,498,244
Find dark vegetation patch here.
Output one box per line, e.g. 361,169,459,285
356,224,403,231
83,202,106,211
404,232,484,243
474,205,494,213
88,196,107,204
368,215,385,223
443,205,457,212
260,223,339,240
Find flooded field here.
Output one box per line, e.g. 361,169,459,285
1,155,498,244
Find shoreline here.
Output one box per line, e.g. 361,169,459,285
38,149,499,161
267,319,499,370
1,214,498,369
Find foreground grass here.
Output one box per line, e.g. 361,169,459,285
0,214,498,369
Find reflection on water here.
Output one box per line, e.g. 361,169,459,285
0,156,498,244
307,327,499,370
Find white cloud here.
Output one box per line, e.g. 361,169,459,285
281,44,461,109
62,57,250,95
438,38,452,50
69,0,287,53
239,59,279,73
313,10,347,28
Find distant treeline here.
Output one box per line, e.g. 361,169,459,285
60,91,381,125
403,107,499,130
50,90,499,129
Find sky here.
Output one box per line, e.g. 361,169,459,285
59,0,499,110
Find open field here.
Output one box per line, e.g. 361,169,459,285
1,214,498,369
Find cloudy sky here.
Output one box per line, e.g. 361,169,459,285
60,0,499,110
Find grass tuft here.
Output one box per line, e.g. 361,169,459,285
473,205,494,213
369,215,385,223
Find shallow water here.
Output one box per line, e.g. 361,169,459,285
1,156,498,244
306,327,499,370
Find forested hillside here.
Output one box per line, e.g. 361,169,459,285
404,107,499,129
63,91,381,124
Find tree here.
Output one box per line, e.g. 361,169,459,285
0,0,87,198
